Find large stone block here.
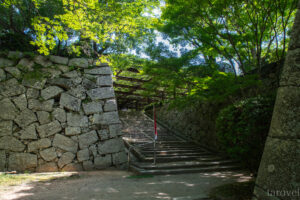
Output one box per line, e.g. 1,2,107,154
4,67,21,79
78,131,98,149
61,163,83,171
0,121,13,137
28,99,54,112
36,162,58,172
269,87,300,138
14,109,37,128
28,138,51,152
60,93,81,112
67,85,86,100
0,68,6,81
34,55,52,67
98,138,124,155
96,76,113,86
83,160,94,171
52,108,66,123
0,58,14,67
36,111,51,125
48,78,73,90
37,120,62,138
41,86,64,100
84,67,112,75
255,138,299,195
94,155,111,169
82,78,97,90
26,88,39,99
69,58,88,68
17,58,34,71
13,94,27,111
109,124,122,138
97,129,109,140
22,78,47,90
65,127,81,136
58,152,75,168
104,99,117,112
77,148,89,162
0,98,19,120
8,51,23,59
87,87,115,100
40,147,57,161
49,55,68,65
92,112,120,125
0,150,6,171
0,136,25,152
83,102,103,115
8,153,37,172
0,79,25,97
67,113,89,127
53,134,78,153
19,124,38,140
112,151,127,165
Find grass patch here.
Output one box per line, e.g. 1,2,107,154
126,174,154,179
209,180,255,200
0,172,78,186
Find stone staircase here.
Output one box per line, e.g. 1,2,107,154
120,111,242,175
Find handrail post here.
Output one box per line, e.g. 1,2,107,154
153,104,157,165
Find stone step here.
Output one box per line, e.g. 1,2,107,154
132,160,239,170
130,165,243,175
142,151,213,157
141,149,208,154
140,155,219,162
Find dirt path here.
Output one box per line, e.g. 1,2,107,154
0,170,252,200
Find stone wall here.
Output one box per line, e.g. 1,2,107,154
0,52,127,172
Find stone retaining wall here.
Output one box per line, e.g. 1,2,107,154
0,52,127,172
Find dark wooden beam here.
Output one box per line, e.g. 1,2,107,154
116,76,150,83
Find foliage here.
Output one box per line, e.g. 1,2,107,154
160,0,298,73
216,95,276,172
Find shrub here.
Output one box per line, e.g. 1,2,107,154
216,95,276,172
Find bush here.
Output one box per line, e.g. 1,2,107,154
216,95,276,172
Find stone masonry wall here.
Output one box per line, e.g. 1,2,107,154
0,52,127,172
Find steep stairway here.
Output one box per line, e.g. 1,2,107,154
120,111,242,175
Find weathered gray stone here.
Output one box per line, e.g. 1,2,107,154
96,76,113,86
73,77,83,85
0,58,14,67
97,129,109,140
8,51,23,59
68,85,86,100
92,112,120,125
112,151,127,165
60,93,81,112
4,67,21,79
0,121,13,137
56,64,70,73
0,78,25,97
40,147,57,161
13,94,27,110
104,99,117,112
94,155,111,169
83,160,94,171
53,134,78,153
36,162,58,172
0,69,6,81
49,55,69,65
82,78,96,90
14,109,37,128
62,163,83,171
78,131,98,149
0,136,25,152
17,58,34,71
0,150,6,171
84,67,112,75
41,86,64,100
65,127,81,136
69,58,88,68
89,145,98,157
62,70,80,78
28,99,54,112
67,113,89,127
48,78,73,90
42,68,62,78
109,124,122,138
36,111,51,125
19,124,37,140
83,102,103,115
77,149,89,162
34,55,52,67
28,138,51,152
26,88,39,99
8,153,37,172
37,120,62,138
87,87,115,100
98,138,124,155
0,98,19,120
58,152,75,168
22,78,47,90
52,108,66,123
